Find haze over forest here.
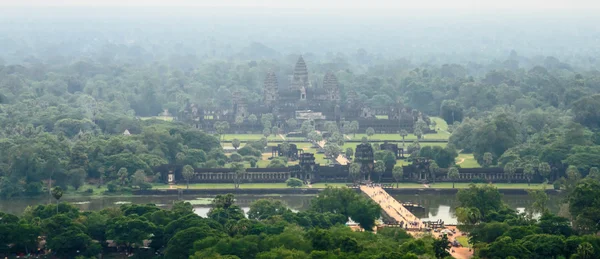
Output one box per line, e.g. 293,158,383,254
1,5,599,67
3,2,600,259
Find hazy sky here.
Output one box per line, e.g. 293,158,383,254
3,0,600,10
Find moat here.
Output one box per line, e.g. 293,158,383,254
0,193,565,224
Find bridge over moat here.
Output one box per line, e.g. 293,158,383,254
360,185,424,230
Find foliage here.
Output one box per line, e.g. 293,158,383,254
286,177,304,188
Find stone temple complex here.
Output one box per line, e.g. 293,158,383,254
180,56,428,133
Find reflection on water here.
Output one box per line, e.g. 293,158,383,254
0,193,565,224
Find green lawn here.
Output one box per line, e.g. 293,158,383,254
455,236,470,247
221,134,281,141
457,153,480,168
349,133,448,141
430,117,449,132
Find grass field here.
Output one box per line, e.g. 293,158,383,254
154,182,549,190
221,134,281,141
457,153,480,168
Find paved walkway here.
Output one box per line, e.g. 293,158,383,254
360,185,425,229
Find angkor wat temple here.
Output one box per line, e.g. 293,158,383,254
180,56,429,133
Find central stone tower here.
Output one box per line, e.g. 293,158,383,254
291,56,310,95
263,70,278,106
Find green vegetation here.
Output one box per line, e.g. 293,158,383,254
455,180,600,259
0,190,442,258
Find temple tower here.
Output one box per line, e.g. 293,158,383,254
323,72,340,102
263,70,278,106
291,56,310,92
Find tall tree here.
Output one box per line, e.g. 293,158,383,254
182,165,195,190
392,166,404,188
504,162,516,183
538,162,552,182
232,162,246,189
366,127,375,139
231,138,241,150
399,129,408,146
374,161,386,183
51,187,63,214
429,160,439,184
448,167,459,188
523,164,535,186
350,163,361,183
348,121,359,137
482,152,493,168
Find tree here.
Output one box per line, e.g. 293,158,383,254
429,160,439,184
300,120,315,136
345,147,354,159
538,162,552,182
361,136,368,144
132,169,151,190
286,118,297,131
234,115,244,130
51,187,63,214
482,152,493,167
182,165,195,189
214,121,230,140
350,163,361,183
307,130,323,143
286,177,303,188
523,164,535,186
588,167,600,181
433,234,451,259
263,128,271,140
232,138,241,150
504,162,516,183
248,114,258,125
232,162,246,189
106,214,156,252
527,188,549,216
366,127,375,139
569,179,600,233
448,167,459,188
576,242,594,259
324,143,341,162
271,126,279,137
440,99,464,125
348,121,359,137
374,161,386,183
392,166,404,188
68,168,86,190
248,199,290,220
413,128,423,140
399,129,408,146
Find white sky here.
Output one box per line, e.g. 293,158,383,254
2,0,599,10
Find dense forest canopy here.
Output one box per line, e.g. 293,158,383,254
0,7,599,197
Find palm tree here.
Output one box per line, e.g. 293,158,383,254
51,187,63,214
399,130,408,147
448,167,459,188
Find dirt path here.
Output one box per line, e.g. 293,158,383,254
445,226,473,259
456,158,465,164
279,134,286,140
